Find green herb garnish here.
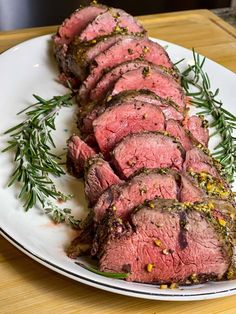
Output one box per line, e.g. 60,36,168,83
75,262,129,279
179,49,236,182
2,93,80,227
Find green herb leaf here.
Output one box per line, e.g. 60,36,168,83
179,50,236,182
2,93,80,227
75,262,129,279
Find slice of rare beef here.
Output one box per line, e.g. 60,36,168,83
184,115,209,147
67,34,125,81
80,89,183,135
79,7,145,42
93,169,178,222
166,119,193,151
185,171,233,201
96,199,236,284
84,155,122,206
110,66,186,111
112,132,184,179
90,60,151,102
67,135,96,177
53,4,107,74
78,36,174,102
93,100,165,155
179,172,206,202
184,147,222,179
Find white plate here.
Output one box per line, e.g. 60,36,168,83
0,34,236,301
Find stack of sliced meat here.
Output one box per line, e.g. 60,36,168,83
54,3,236,286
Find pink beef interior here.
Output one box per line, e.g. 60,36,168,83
93,171,178,222
112,132,184,178
55,5,107,45
79,8,144,42
93,101,165,155
185,115,209,147
78,37,173,101
166,119,193,151
85,157,122,206
90,61,150,102
184,147,220,178
179,173,206,202
67,135,96,174
111,67,186,111
99,207,229,283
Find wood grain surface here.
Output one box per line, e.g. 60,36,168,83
1,9,236,314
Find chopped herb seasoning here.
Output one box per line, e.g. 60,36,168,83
170,283,178,289
162,249,170,255
142,66,150,77
143,46,150,54
148,201,155,209
218,218,226,227
160,284,168,289
146,263,154,272
154,239,162,247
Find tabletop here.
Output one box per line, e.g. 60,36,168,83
1,9,236,314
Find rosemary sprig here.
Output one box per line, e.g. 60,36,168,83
2,93,80,227
75,262,129,279
179,49,236,182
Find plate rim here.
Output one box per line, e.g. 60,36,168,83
2,227,236,301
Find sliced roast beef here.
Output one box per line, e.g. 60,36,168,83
93,169,178,222
117,90,184,121
67,135,96,177
90,60,151,102
80,89,183,135
184,147,222,179
166,119,193,151
79,8,145,42
112,132,184,179
93,100,165,155
186,171,233,201
97,199,236,284
78,36,174,102
184,115,209,147
53,4,107,74
67,34,125,81
84,155,122,206
110,66,186,111
179,172,206,202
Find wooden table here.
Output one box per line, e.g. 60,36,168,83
1,9,236,314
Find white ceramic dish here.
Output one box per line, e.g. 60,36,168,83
0,34,236,301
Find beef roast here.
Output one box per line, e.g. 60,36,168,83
117,90,184,121
90,60,151,102
97,199,236,284
78,36,174,102
179,172,206,202
53,4,107,74
112,132,184,178
80,89,183,135
184,147,222,179
93,169,178,222
84,155,122,206
67,34,125,81
185,171,233,201
184,115,209,147
166,119,193,151
67,135,96,176
110,66,186,111
79,7,145,42
93,100,165,155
